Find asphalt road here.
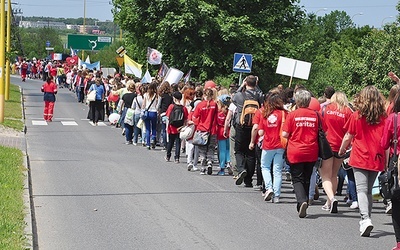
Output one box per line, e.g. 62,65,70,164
15,76,396,250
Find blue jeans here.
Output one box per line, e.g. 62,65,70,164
261,148,284,197
144,111,157,146
218,139,230,169
161,121,167,148
346,168,357,202
133,114,142,143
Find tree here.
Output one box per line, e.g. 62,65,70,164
19,28,63,58
112,0,304,88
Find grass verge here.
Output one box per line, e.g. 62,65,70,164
0,146,26,249
2,84,24,131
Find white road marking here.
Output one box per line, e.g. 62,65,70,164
61,121,78,126
32,120,48,125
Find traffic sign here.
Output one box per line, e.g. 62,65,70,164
45,47,54,51
46,41,50,47
233,53,252,73
67,34,113,51
116,46,126,57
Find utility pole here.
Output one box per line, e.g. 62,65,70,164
5,0,11,100
0,0,6,122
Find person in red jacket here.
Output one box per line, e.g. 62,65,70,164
20,61,28,82
41,76,58,121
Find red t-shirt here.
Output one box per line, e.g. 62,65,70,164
282,107,319,164
344,111,386,172
192,100,218,135
216,111,228,140
252,108,263,144
308,97,321,111
166,104,188,134
323,103,353,152
50,67,57,77
259,109,287,150
381,112,400,155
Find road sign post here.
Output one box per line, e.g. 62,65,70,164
233,53,253,85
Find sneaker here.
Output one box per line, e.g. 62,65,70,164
164,156,170,162
308,199,314,206
253,185,263,191
187,163,193,171
273,197,280,203
264,190,274,201
122,128,126,136
392,242,400,250
386,201,393,214
226,162,234,175
217,169,225,176
200,168,206,175
285,172,292,181
174,159,180,164
125,141,132,145
330,199,338,213
298,202,308,218
346,199,353,205
207,162,213,175
359,219,373,237
151,139,156,149
147,146,151,150
244,184,253,188
321,203,331,211
235,170,247,185
192,167,199,172
132,142,137,146
350,201,359,209
314,186,320,200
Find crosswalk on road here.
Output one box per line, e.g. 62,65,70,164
31,120,107,126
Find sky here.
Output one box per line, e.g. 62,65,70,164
14,0,400,28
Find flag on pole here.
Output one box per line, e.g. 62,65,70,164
124,54,142,77
147,47,162,65
85,55,91,64
158,62,169,78
141,70,152,83
70,47,76,56
183,69,191,83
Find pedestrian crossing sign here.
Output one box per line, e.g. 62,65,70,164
233,53,252,73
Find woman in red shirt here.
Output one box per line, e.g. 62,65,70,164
319,92,353,213
257,93,287,203
339,85,387,237
41,76,57,121
192,88,218,175
282,89,319,218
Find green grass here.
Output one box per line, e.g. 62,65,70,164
0,84,27,249
2,84,24,131
0,146,26,250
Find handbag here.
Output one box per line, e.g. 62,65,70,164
180,124,195,140
136,118,144,130
315,111,333,160
379,113,399,200
192,131,210,146
191,103,217,146
87,89,96,102
141,96,156,120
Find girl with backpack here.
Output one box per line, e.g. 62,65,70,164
164,92,188,163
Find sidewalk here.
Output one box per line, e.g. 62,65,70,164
0,126,26,151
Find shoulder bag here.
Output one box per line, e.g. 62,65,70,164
315,111,333,160
87,87,96,102
192,103,217,146
141,96,156,120
379,113,399,199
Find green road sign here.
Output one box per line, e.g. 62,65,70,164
67,34,113,51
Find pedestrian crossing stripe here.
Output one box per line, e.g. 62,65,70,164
61,121,78,126
89,122,107,126
32,120,48,126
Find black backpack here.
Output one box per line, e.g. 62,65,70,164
169,104,184,127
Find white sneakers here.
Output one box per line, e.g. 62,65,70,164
359,219,373,237
350,201,359,209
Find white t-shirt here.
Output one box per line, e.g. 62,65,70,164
143,93,158,112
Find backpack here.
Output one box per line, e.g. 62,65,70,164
238,91,260,127
169,104,185,127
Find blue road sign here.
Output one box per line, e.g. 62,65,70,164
46,41,50,47
233,53,252,73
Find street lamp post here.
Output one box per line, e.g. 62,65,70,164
351,12,363,21
0,0,5,122
381,16,394,28
5,0,11,101
315,8,328,16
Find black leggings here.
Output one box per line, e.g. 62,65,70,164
392,189,400,243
